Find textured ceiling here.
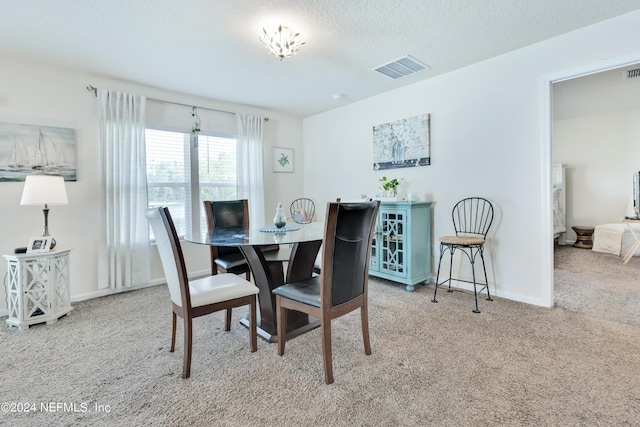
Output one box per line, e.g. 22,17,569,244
1,0,640,117
554,63,640,120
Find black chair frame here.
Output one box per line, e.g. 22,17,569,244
432,197,494,313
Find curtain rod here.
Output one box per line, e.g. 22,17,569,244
85,85,269,121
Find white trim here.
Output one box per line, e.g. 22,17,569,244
71,279,163,302
540,75,554,308
1,269,210,318
541,52,640,309
71,268,210,302
434,279,547,307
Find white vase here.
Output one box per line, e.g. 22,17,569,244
273,203,286,228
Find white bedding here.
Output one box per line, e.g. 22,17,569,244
552,164,566,243
553,187,566,236
592,223,640,257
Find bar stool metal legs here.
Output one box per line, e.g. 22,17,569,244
432,242,492,313
431,197,495,313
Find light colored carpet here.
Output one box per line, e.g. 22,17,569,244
554,244,640,327
1,248,639,426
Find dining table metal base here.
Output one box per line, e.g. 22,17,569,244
240,315,320,343
185,224,324,343
240,239,323,343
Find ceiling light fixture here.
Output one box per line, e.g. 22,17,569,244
259,25,305,61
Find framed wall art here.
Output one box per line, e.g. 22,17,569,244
273,147,293,173
373,114,430,170
0,122,77,182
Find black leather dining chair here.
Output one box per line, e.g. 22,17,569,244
203,200,252,279
203,199,279,280
272,200,380,384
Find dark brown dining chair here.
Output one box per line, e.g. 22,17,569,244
272,200,380,384
203,200,252,280
432,197,494,313
146,207,258,379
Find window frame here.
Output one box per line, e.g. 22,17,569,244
145,126,237,239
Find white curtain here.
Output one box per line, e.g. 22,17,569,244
97,89,151,289
236,114,266,225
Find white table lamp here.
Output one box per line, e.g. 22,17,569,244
20,175,68,249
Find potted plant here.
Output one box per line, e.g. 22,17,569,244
379,176,403,198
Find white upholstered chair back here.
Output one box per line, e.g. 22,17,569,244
145,207,184,307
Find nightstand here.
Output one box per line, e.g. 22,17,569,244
572,226,594,249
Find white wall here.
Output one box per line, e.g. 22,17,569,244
303,11,640,306
554,108,640,240
0,57,303,313
3,11,640,314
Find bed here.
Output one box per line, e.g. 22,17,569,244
553,163,567,244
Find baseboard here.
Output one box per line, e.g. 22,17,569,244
434,278,550,308
0,269,211,318
70,268,210,302
71,280,162,302
557,239,576,246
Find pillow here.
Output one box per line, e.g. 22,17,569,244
293,209,308,223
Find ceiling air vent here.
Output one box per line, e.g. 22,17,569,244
626,68,640,79
373,55,429,80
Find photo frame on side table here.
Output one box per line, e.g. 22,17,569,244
273,147,294,173
27,237,52,253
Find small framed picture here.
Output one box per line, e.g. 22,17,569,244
27,237,52,253
273,147,294,173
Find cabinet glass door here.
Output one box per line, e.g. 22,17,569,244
52,255,70,312
379,210,407,278
23,260,50,319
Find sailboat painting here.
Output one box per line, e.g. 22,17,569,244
0,122,77,182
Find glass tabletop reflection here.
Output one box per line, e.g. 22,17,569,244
185,221,324,247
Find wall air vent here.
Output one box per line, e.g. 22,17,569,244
626,68,640,79
373,55,429,80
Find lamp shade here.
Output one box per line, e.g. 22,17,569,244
20,175,68,206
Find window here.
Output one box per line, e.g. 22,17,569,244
145,129,237,237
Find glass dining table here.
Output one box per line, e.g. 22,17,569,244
185,222,324,342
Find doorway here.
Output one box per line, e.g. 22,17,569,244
543,54,640,307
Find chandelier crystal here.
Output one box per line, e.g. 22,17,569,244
259,25,305,61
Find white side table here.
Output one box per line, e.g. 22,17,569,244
3,249,72,330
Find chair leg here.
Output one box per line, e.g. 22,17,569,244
210,250,218,276
170,311,177,353
361,304,372,355
249,295,257,352
276,296,286,356
470,248,480,314
479,247,493,302
321,318,334,385
432,244,446,303
182,317,193,379
447,248,455,292
225,308,232,331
